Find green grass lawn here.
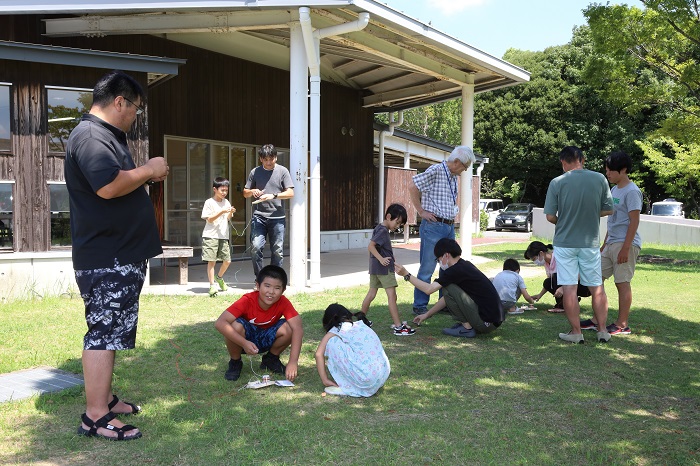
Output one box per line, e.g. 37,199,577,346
1,242,698,465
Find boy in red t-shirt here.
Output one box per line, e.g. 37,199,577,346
215,265,303,382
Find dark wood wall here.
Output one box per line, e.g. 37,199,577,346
0,56,148,251
0,14,378,253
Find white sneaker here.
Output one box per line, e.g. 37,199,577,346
508,308,524,315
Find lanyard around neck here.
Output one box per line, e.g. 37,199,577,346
442,162,457,204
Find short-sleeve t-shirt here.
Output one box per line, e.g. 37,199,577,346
606,182,642,248
492,270,526,303
435,259,503,324
201,197,232,239
225,291,299,329
368,224,394,275
543,169,614,248
64,114,162,270
245,164,294,219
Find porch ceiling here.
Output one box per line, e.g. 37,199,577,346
40,1,530,111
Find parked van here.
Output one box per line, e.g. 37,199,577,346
650,198,684,217
479,198,504,230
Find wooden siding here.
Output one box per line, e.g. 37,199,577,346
0,57,148,252
0,14,379,253
320,82,376,230
385,167,418,225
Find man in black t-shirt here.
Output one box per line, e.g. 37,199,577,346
66,71,169,441
395,238,504,338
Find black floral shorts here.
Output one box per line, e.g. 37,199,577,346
75,259,147,351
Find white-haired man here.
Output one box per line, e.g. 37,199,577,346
408,146,475,315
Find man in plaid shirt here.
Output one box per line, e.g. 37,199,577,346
408,146,475,315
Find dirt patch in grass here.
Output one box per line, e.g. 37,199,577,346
638,255,700,266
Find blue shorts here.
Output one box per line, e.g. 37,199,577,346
554,247,601,287
74,259,147,351
236,318,286,353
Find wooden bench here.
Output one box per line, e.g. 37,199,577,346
153,245,194,285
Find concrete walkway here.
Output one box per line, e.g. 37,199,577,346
144,244,426,297
144,232,533,297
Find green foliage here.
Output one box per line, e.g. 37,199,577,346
479,209,488,231
584,1,700,208
380,101,463,145
636,136,700,216
480,177,522,205
584,1,700,117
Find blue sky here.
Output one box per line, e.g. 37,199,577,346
383,0,644,59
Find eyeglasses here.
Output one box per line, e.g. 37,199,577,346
123,97,145,115
460,160,471,171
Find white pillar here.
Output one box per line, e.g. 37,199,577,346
288,23,308,287
460,78,475,258
403,151,411,169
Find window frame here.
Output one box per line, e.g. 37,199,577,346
47,181,71,249
46,85,92,157
0,82,12,155
0,180,15,250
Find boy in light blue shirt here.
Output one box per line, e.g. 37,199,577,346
492,259,535,315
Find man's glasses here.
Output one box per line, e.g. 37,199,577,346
123,97,145,115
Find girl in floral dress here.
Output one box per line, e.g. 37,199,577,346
315,304,390,397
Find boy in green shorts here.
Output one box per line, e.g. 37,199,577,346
201,177,235,297
358,203,415,336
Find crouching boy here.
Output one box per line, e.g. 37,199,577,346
215,265,303,382
395,238,504,338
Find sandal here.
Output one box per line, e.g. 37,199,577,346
77,412,142,441
108,394,141,416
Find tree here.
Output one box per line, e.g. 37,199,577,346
474,27,661,206
585,0,700,214
636,136,700,217
585,1,700,117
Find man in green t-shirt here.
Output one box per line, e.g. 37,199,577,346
544,146,613,344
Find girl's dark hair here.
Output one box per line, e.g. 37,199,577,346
322,303,354,332
524,241,553,260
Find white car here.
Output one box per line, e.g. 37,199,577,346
479,198,504,230
650,198,684,217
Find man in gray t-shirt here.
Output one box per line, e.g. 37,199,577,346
581,151,642,336
243,144,294,277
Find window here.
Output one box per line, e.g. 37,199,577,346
0,84,10,153
49,183,71,247
47,87,92,154
0,182,14,248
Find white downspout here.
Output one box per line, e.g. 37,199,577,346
287,22,308,288
299,7,370,285
460,78,475,259
474,157,489,234
378,110,403,223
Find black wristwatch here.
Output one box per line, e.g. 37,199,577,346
404,273,411,282
273,193,278,199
